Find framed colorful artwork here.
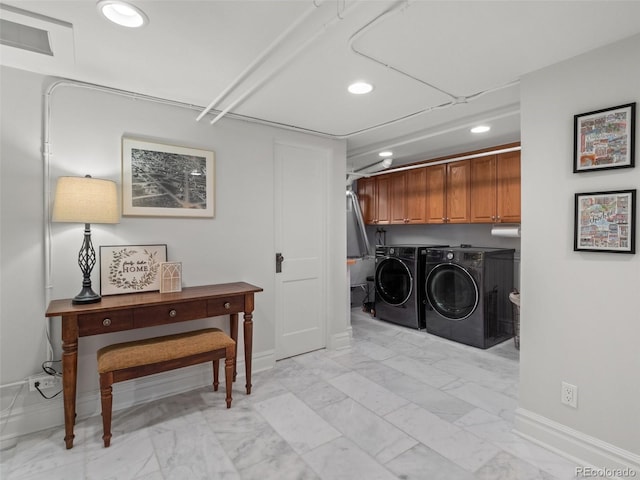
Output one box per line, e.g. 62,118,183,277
573,103,635,173
574,190,635,253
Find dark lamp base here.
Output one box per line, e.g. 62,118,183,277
72,287,101,305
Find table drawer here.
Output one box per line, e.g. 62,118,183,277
78,310,133,336
133,301,207,328
207,295,244,316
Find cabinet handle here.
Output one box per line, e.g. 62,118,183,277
102,318,112,327
224,302,231,309
497,216,501,220
169,309,177,317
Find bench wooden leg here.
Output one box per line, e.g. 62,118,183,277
213,359,219,391
99,373,113,448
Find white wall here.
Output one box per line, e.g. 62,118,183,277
517,34,640,470
0,66,348,442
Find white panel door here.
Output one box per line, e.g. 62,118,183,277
275,141,327,359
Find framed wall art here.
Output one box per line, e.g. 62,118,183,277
573,102,635,173
574,190,636,254
100,244,168,295
122,137,215,217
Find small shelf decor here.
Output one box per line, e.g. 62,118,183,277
574,189,636,254
100,244,167,295
160,261,182,293
573,103,635,173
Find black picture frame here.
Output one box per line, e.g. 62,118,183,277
574,189,636,254
122,137,215,217
573,102,635,173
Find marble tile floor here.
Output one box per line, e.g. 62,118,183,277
1,309,581,480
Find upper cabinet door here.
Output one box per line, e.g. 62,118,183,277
390,171,408,224
425,164,447,224
375,174,392,225
496,151,521,223
357,177,376,224
405,167,427,223
470,155,498,223
446,160,471,223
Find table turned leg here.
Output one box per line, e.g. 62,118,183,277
243,312,253,394
61,324,78,449
229,313,238,381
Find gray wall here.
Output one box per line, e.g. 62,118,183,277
518,33,640,466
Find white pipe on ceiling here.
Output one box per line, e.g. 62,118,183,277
196,0,325,122
208,0,361,126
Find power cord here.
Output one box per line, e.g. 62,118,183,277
33,381,62,400
34,360,63,400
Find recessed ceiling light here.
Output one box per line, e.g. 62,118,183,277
348,82,373,95
97,1,148,28
471,125,491,134
381,158,393,168
378,151,393,157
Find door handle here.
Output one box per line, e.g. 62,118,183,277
275,252,285,273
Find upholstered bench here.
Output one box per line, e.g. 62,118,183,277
96,327,235,447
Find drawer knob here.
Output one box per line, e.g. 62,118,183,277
169,309,177,317
224,302,231,309
102,318,112,327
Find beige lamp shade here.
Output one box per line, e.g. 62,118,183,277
52,176,119,224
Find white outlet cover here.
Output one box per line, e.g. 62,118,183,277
561,381,578,408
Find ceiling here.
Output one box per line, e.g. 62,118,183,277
2,1,640,173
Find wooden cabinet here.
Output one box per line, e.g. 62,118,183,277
470,151,521,223
357,177,376,224
446,160,471,223
375,174,391,224
358,175,391,224
425,160,470,223
496,151,521,223
358,144,520,226
390,168,427,224
425,164,446,223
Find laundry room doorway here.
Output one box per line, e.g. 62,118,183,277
274,141,328,360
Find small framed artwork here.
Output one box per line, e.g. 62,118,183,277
574,190,636,254
573,102,635,173
122,137,215,217
100,244,168,295
160,262,182,293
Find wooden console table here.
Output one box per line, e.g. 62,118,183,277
45,282,263,449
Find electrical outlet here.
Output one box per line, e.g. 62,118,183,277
561,381,578,408
28,373,60,392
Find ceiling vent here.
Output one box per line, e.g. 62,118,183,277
0,4,74,75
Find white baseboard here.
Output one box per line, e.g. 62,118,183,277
514,407,640,473
328,327,352,351
0,349,276,450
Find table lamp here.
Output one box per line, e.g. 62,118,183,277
52,175,119,304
